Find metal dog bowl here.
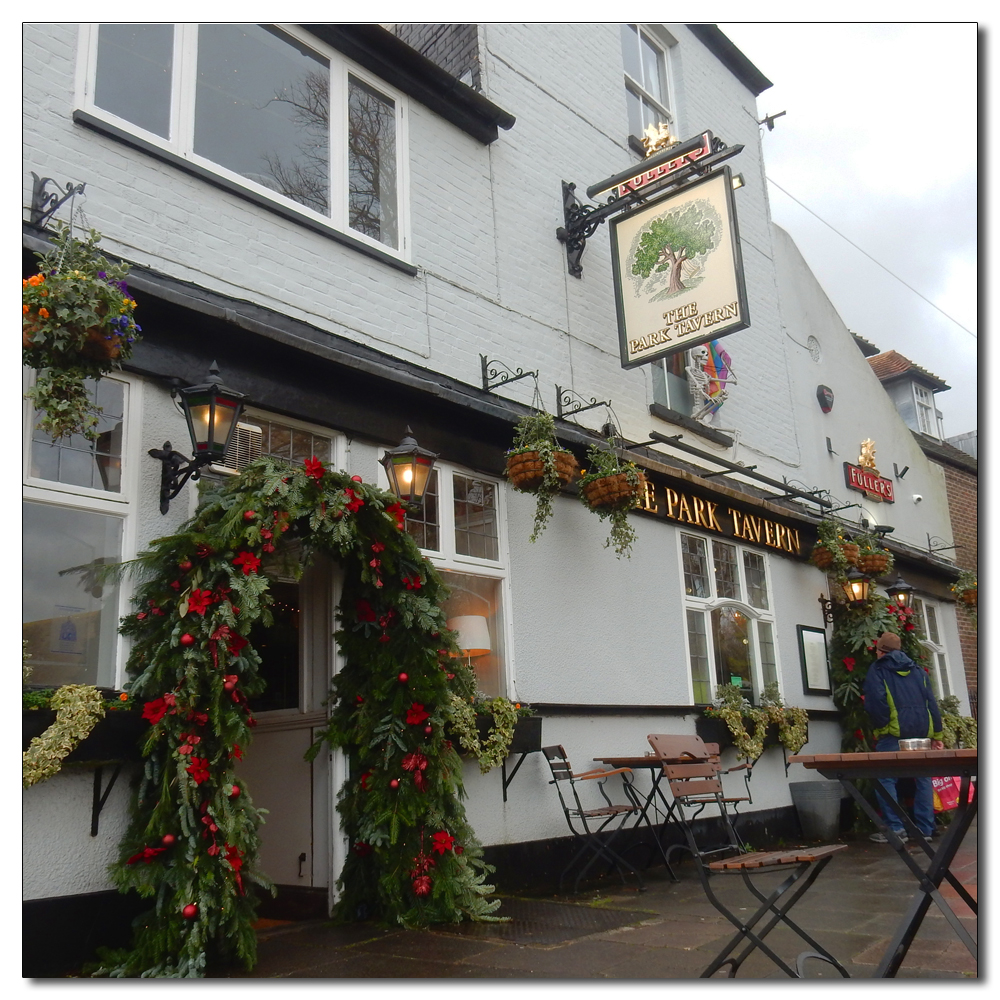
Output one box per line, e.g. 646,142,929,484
898,738,932,751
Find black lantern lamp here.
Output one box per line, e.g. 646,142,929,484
149,362,247,514
841,568,871,605
886,576,915,608
380,427,438,508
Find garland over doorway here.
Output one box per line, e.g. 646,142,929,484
95,456,502,977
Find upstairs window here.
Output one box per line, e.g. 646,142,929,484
620,24,673,144
913,384,942,439
86,24,406,252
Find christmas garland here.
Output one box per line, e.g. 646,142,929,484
91,456,505,978
22,684,106,788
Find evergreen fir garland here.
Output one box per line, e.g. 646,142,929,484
92,455,506,977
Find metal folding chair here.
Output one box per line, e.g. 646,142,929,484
541,744,643,893
663,758,849,978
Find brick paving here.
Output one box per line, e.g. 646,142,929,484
210,821,977,980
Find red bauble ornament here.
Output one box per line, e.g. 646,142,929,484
446,673,454,681
179,560,193,572
243,510,256,520
398,673,408,683
180,633,195,646
424,725,433,736
224,680,236,691
182,904,198,919
161,834,176,847
230,785,241,799
390,779,400,789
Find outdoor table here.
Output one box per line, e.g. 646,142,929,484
788,749,977,977
597,754,682,880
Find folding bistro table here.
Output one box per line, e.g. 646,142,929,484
788,749,977,977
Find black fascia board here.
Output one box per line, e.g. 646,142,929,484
299,24,516,144
685,24,773,96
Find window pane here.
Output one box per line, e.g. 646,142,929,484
640,32,664,103
712,606,754,700
681,534,710,597
743,551,769,610
757,620,777,690
194,25,330,215
924,604,940,644
453,475,498,560
95,24,173,138
936,653,951,698
620,24,641,82
348,76,398,248
405,469,440,552
440,571,504,697
712,540,741,600
22,502,122,688
624,86,643,138
30,379,124,492
245,580,300,712
687,609,712,704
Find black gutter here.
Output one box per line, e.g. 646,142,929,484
300,24,516,144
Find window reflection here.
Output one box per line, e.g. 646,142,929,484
440,571,503,697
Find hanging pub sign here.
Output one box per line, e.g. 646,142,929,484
610,166,750,370
843,438,894,503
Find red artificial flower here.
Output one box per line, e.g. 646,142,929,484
343,488,364,513
378,633,391,643
354,841,372,856
233,551,261,575
431,830,456,854
231,743,244,761
359,771,372,791
370,558,381,569
304,456,324,481
170,580,181,591
843,657,855,673
412,875,432,897
227,632,248,656
207,843,221,857
401,752,428,773
262,542,275,553
185,757,211,785
854,729,864,740
177,732,202,755
186,710,209,727
406,703,430,726
126,846,167,865
413,770,428,792
142,697,170,725
195,544,213,559
224,843,245,894
371,542,386,553
905,624,915,631
356,599,377,622
403,576,422,590
386,503,407,530
187,589,215,615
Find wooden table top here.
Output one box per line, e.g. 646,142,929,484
789,748,977,780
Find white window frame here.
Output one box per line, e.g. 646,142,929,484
377,457,516,699
77,23,411,259
913,383,942,439
22,372,143,688
911,596,953,701
677,530,780,705
621,23,676,141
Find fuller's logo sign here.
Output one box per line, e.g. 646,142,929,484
610,167,750,369
844,463,895,503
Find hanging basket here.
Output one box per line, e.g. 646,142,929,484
960,588,977,607
582,471,646,509
506,450,578,492
841,543,860,567
858,551,890,575
810,544,835,570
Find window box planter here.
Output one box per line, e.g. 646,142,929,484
449,714,543,758
695,715,781,752
23,707,146,764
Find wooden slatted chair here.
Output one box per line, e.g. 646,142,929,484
662,757,849,978
541,745,644,893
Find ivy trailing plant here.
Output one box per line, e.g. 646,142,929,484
22,222,141,441
22,685,107,788
950,569,977,627
938,695,977,749
703,682,808,762
809,519,858,576
89,455,509,978
447,695,533,773
504,409,579,542
578,441,645,558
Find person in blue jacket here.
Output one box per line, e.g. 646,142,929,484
862,631,944,843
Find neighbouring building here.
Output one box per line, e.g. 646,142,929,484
23,22,973,973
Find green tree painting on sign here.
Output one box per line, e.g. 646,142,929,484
631,200,721,296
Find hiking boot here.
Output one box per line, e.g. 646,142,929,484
870,831,907,844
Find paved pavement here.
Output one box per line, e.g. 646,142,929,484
210,821,977,980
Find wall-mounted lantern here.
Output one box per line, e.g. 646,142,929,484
149,362,247,514
380,427,438,508
886,576,915,608
841,568,871,605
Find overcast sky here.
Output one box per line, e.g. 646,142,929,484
716,21,979,439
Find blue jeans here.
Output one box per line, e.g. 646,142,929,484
874,735,936,837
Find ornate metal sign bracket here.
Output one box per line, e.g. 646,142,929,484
30,172,86,228
555,385,611,420
481,354,538,394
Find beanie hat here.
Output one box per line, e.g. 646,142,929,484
877,632,902,652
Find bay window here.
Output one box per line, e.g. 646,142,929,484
84,23,406,252
680,531,778,705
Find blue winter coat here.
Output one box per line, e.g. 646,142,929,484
863,649,943,740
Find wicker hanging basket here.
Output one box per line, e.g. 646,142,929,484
960,588,977,607
506,450,578,492
858,551,890,575
810,544,835,570
841,542,860,567
581,471,646,509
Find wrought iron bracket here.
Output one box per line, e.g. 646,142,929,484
818,595,835,625
149,441,211,515
556,182,610,278
30,172,86,228
927,535,961,555
480,355,538,393
91,763,124,837
555,385,611,419
500,749,539,803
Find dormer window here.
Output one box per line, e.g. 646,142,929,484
914,383,943,439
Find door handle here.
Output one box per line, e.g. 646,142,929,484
298,852,307,878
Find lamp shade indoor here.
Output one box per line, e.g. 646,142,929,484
446,615,492,657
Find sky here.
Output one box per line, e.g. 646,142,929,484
715,21,979,439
